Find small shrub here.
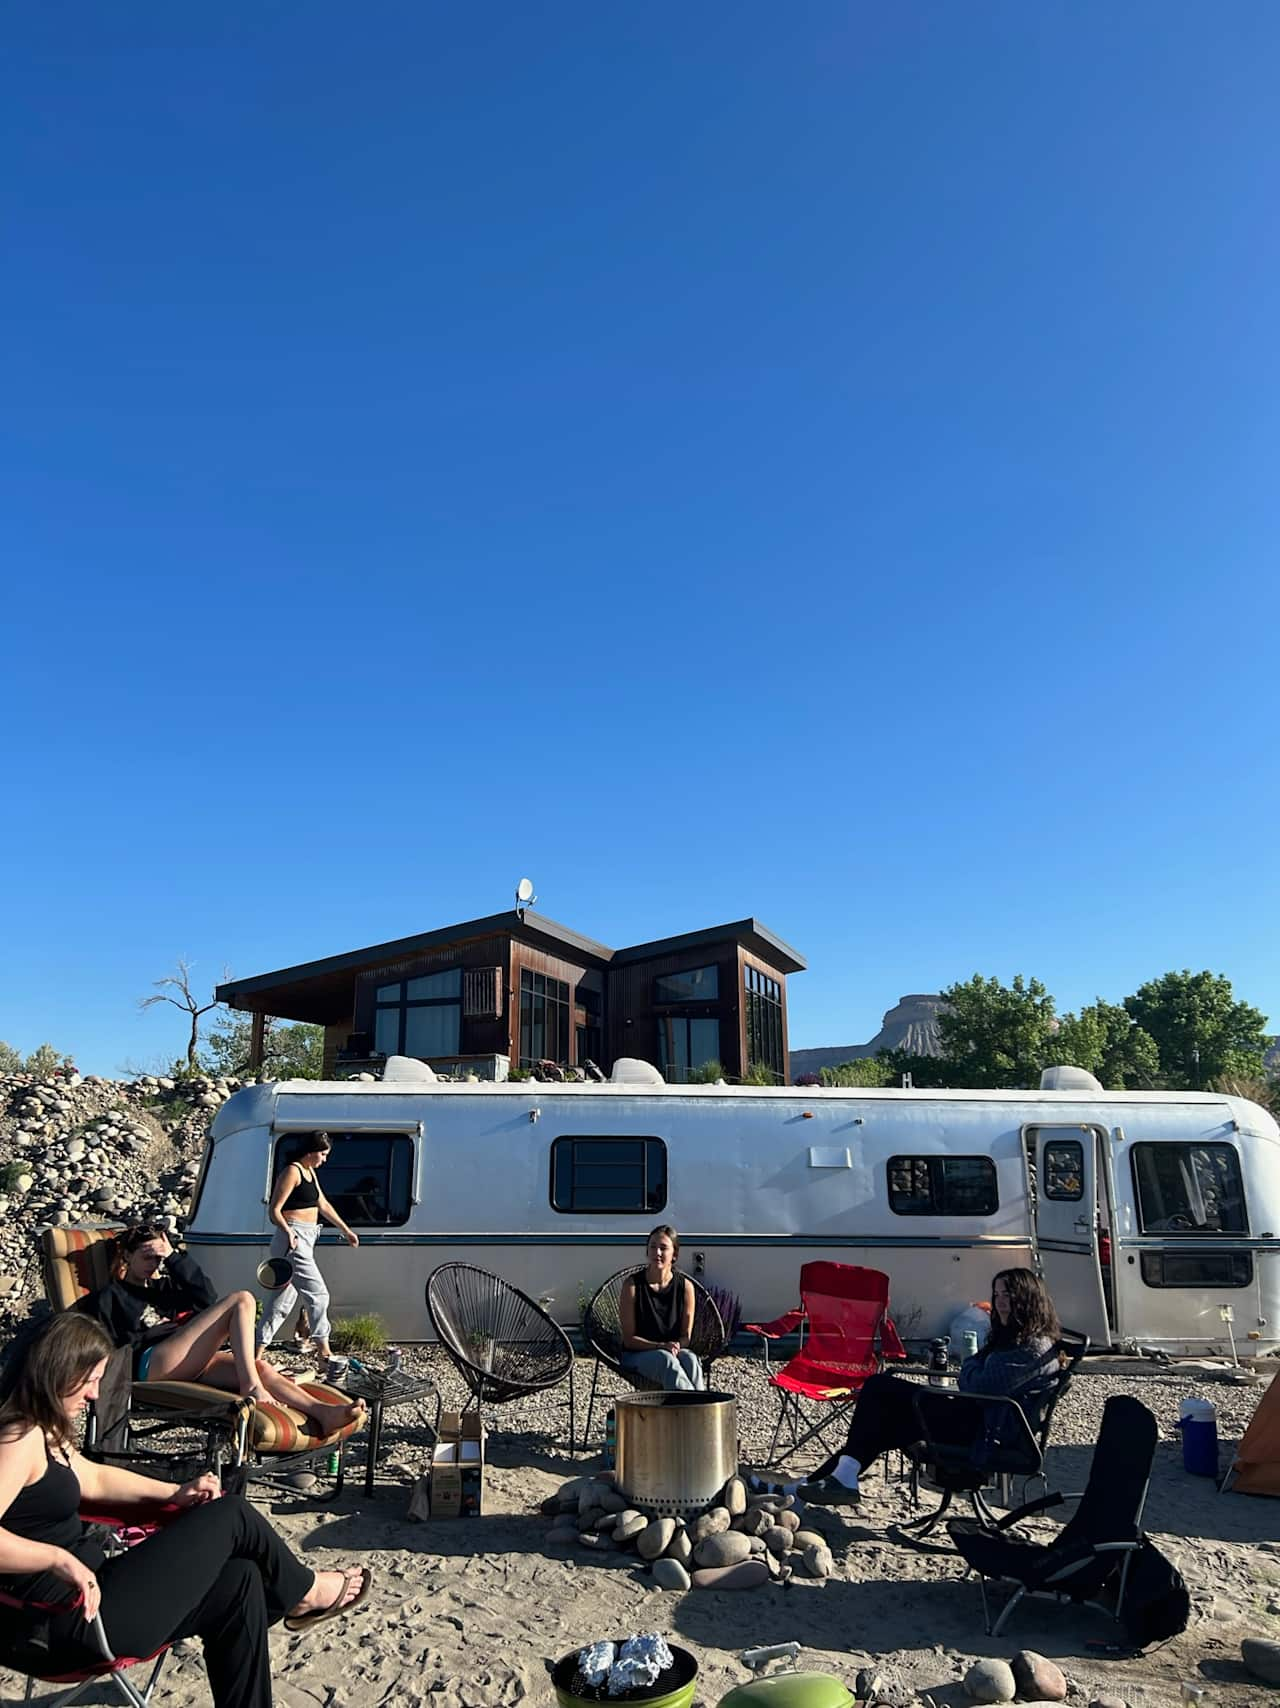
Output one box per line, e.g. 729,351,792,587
703,1280,743,1341
686,1059,725,1084
0,1161,30,1191
739,1061,782,1087
507,1067,532,1082
329,1313,387,1355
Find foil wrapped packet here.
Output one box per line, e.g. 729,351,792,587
577,1642,617,1689
608,1634,674,1695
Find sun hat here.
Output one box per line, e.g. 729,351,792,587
256,1256,294,1290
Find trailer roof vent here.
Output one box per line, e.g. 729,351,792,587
381,1055,438,1084
1040,1064,1104,1093
609,1057,666,1086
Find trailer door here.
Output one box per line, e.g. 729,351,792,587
1029,1125,1110,1344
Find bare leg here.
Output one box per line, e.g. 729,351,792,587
144,1293,261,1397
196,1351,365,1434
288,1566,368,1620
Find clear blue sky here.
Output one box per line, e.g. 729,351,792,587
4,3,1277,1075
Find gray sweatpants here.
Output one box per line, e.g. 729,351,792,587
257,1222,332,1349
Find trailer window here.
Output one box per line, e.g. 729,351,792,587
272,1132,414,1227
1140,1251,1252,1289
550,1137,667,1214
887,1155,998,1216
1131,1144,1246,1235
1043,1140,1084,1201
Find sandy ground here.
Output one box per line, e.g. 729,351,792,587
4,1354,1277,1708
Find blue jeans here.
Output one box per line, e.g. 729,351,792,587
622,1348,705,1391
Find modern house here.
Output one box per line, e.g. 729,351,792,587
216,911,805,1084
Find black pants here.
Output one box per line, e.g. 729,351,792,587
18,1496,312,1708
811,1373,981,1479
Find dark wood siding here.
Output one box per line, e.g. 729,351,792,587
606,944,742,1079
353,933,513,1060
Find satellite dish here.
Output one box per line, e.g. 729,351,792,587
516,877,535,905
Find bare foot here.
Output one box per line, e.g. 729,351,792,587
288,1567,365,1621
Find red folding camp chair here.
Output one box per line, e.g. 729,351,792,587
753,1261,904,1467
0,1501,181,1708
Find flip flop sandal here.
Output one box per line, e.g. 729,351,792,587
284,1567,372,1632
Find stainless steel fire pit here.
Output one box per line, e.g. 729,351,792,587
614,1391,737,1516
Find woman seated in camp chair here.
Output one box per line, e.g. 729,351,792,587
761,1269,1062,1506
619,1225,706,1392
78,1223,364,1437
0,1313,371,1708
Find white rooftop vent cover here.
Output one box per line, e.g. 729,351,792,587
609,1057,666,1087
1039,1064,1104,1093
381,1055,438,1084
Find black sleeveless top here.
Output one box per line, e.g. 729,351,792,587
281,1165,320,1212
0,1440,104,1610
631,1272,689,1344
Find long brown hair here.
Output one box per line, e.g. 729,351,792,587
646,1224,681,1259
0,1313,114,1448
110,1222,167,1282
986,1268,1061,1351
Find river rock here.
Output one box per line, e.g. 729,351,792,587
763,1526,793,1556
689,1506,731,1544
1243,1638,1280,1686
613,1510,647,1544
599,1487,629,1513
964,1659,1016,1703
792,1529,826,1551
637,1518,676,1560
652,1558,692,1591
737,1507,770,1536
776,1508,801,1533
693,1530,753,1569
666,1529,693,1568
1087,1698,1128,1708
1012,1653,1066,1702
692,1559,771,1591
855,1670,888,1703
800,1542,833,1578
593,1512,620,1532
723,1476,747,1516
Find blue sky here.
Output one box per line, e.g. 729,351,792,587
3,4,1277,1074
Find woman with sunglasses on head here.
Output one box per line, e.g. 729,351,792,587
256,1133,358,1372
773,1269,1062,1506
0,1313,370,1708
79,1224,363,1437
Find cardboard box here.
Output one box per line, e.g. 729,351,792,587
424,1410,485,1517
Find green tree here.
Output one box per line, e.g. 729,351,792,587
201,1011,324,1080
1047,1000,1160,1089
0,1042,24,1074
936,973,1057,1089
819,1057,895,1088
1123,970,1268,1089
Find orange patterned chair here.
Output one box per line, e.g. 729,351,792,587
41,1227,363,1489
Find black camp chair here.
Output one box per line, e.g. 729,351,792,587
580,1267,727,1447
425,1263,577,1449
896,1333,1090,1542
947,1393,1158,1635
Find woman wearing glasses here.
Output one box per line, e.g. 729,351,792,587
256,1132,359,1374
80,1224,363,1437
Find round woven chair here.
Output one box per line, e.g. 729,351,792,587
425,1262,577,1449
581,1266,727,1447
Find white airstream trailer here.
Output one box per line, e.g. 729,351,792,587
183,1057,1280,1355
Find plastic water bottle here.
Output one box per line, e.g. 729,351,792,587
386,1346,403,1375
961,1330,980,1361
1176,1398,1218,1477
326,1449,340,1476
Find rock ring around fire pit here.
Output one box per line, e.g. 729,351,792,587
614,1390,737,1517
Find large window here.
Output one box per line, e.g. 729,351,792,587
1140,1250,1253,1289
373,969,461,1059
657,1016,721,1083
744,965,784,1083
519,969,570,1067
654,966,719,1005
550,1136,667,1213
272,1132,414,1227
1131,1144,1246,1235
888,1155,999,1216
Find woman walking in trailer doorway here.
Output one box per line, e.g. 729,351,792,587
257,1133,359,1373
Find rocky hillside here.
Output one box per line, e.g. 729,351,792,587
790,993,944,1079
0,1068,243,1334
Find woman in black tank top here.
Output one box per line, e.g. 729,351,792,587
618,1225,705,1392
259,1132,360,1372
0,1314,372,1707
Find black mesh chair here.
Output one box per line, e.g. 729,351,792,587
896,1332,1089,1543
581,1267,726,1447
948,1393,1158,1635
425,1263,576,1449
